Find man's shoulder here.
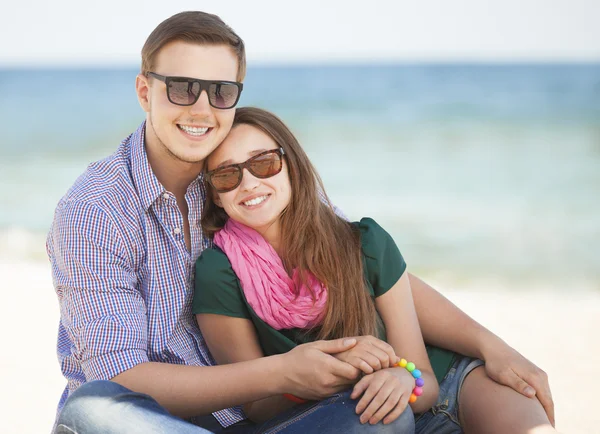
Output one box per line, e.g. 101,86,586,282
68,142,135,200
55,141,142,225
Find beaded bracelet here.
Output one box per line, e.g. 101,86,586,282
396,358,424,403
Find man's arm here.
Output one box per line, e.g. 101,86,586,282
408,273,555,425
112,338,359,419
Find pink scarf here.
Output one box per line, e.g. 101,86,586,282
213,219,328,330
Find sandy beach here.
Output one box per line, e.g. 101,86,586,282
1,260,598,434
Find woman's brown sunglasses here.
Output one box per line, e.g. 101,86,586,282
206,148,285,193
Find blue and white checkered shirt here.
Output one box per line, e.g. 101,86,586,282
47,121,244,427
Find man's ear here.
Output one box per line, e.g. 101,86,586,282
136,74,151,113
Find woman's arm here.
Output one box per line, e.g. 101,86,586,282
196,313,297,422
408,273,490,358
374,271,439,413
408,273,555,424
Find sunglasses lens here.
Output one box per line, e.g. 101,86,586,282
167,79,201,105
209,166,241,192
248,152,283,178
208,82,240,108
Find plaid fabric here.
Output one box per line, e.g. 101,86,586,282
47,121,244,427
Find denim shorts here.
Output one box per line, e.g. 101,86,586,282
415,356,485,434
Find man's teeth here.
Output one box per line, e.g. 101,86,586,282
243,195,268,206
179,125,209,136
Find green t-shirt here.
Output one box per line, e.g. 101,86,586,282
193,217,456,383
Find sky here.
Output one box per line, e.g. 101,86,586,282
1,0,599,66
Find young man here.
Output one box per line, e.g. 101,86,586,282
49,11,555,434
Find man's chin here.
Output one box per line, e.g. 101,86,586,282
164,144,209,165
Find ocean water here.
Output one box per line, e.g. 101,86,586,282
1,64,599,289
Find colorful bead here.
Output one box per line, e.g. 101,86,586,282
396,357,424,404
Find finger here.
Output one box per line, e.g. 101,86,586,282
351,375,371,400
507,369,555,427
325,355,362,382
355,352,383,372
369,387,400,425
538,392,556,427
367,337,399,365
360,384,392,424
355,378,383,416
354,358,374,375
365,347,392,369
523,371,555,426
508,370,537,398
383,392,409,425
312,338,357,354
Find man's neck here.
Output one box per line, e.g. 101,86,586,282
145,135,204,198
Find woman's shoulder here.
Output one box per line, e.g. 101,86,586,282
196,246,231,267
354,217,406,297
354,217,396,257
195,247,236,284
193,246,250,318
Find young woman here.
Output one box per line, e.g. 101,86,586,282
193,107,556,433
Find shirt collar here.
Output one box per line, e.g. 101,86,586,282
129,121,166,211
129,121,207,211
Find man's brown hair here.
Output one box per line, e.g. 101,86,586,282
202,107,380,341
141,11,246,81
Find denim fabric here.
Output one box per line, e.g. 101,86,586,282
415,357,485,434
55,381,416,434
54,380,212,433
235,390,414,434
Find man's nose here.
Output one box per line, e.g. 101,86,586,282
189,90,212,116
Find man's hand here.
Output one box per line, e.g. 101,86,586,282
482,340,555,426
281,338,361,400
350,367,414,425
333,335,399,375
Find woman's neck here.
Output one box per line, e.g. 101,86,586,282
253,221,282,256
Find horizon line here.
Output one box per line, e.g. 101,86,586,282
1,58,599,70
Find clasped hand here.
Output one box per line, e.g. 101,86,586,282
334,336,414,425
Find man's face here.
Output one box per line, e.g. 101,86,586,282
137,41,239,167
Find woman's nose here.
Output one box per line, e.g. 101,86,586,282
239,168,260,191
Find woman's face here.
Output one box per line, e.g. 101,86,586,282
206,124,292,244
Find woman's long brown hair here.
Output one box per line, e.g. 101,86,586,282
202,107,379,340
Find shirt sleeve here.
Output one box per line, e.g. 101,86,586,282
48,199,149,381
193,248,252,319
358,217,407,298
318,189,348,220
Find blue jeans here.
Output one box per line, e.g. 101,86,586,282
415,356,485,434
54,380,415,433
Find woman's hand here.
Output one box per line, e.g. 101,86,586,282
333,335,399,375
350,367,415,425
482,339,555,426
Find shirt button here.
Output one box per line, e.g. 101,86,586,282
163,193,170,200
174,227,181,235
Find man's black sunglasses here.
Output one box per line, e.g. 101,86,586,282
147,72,243,109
